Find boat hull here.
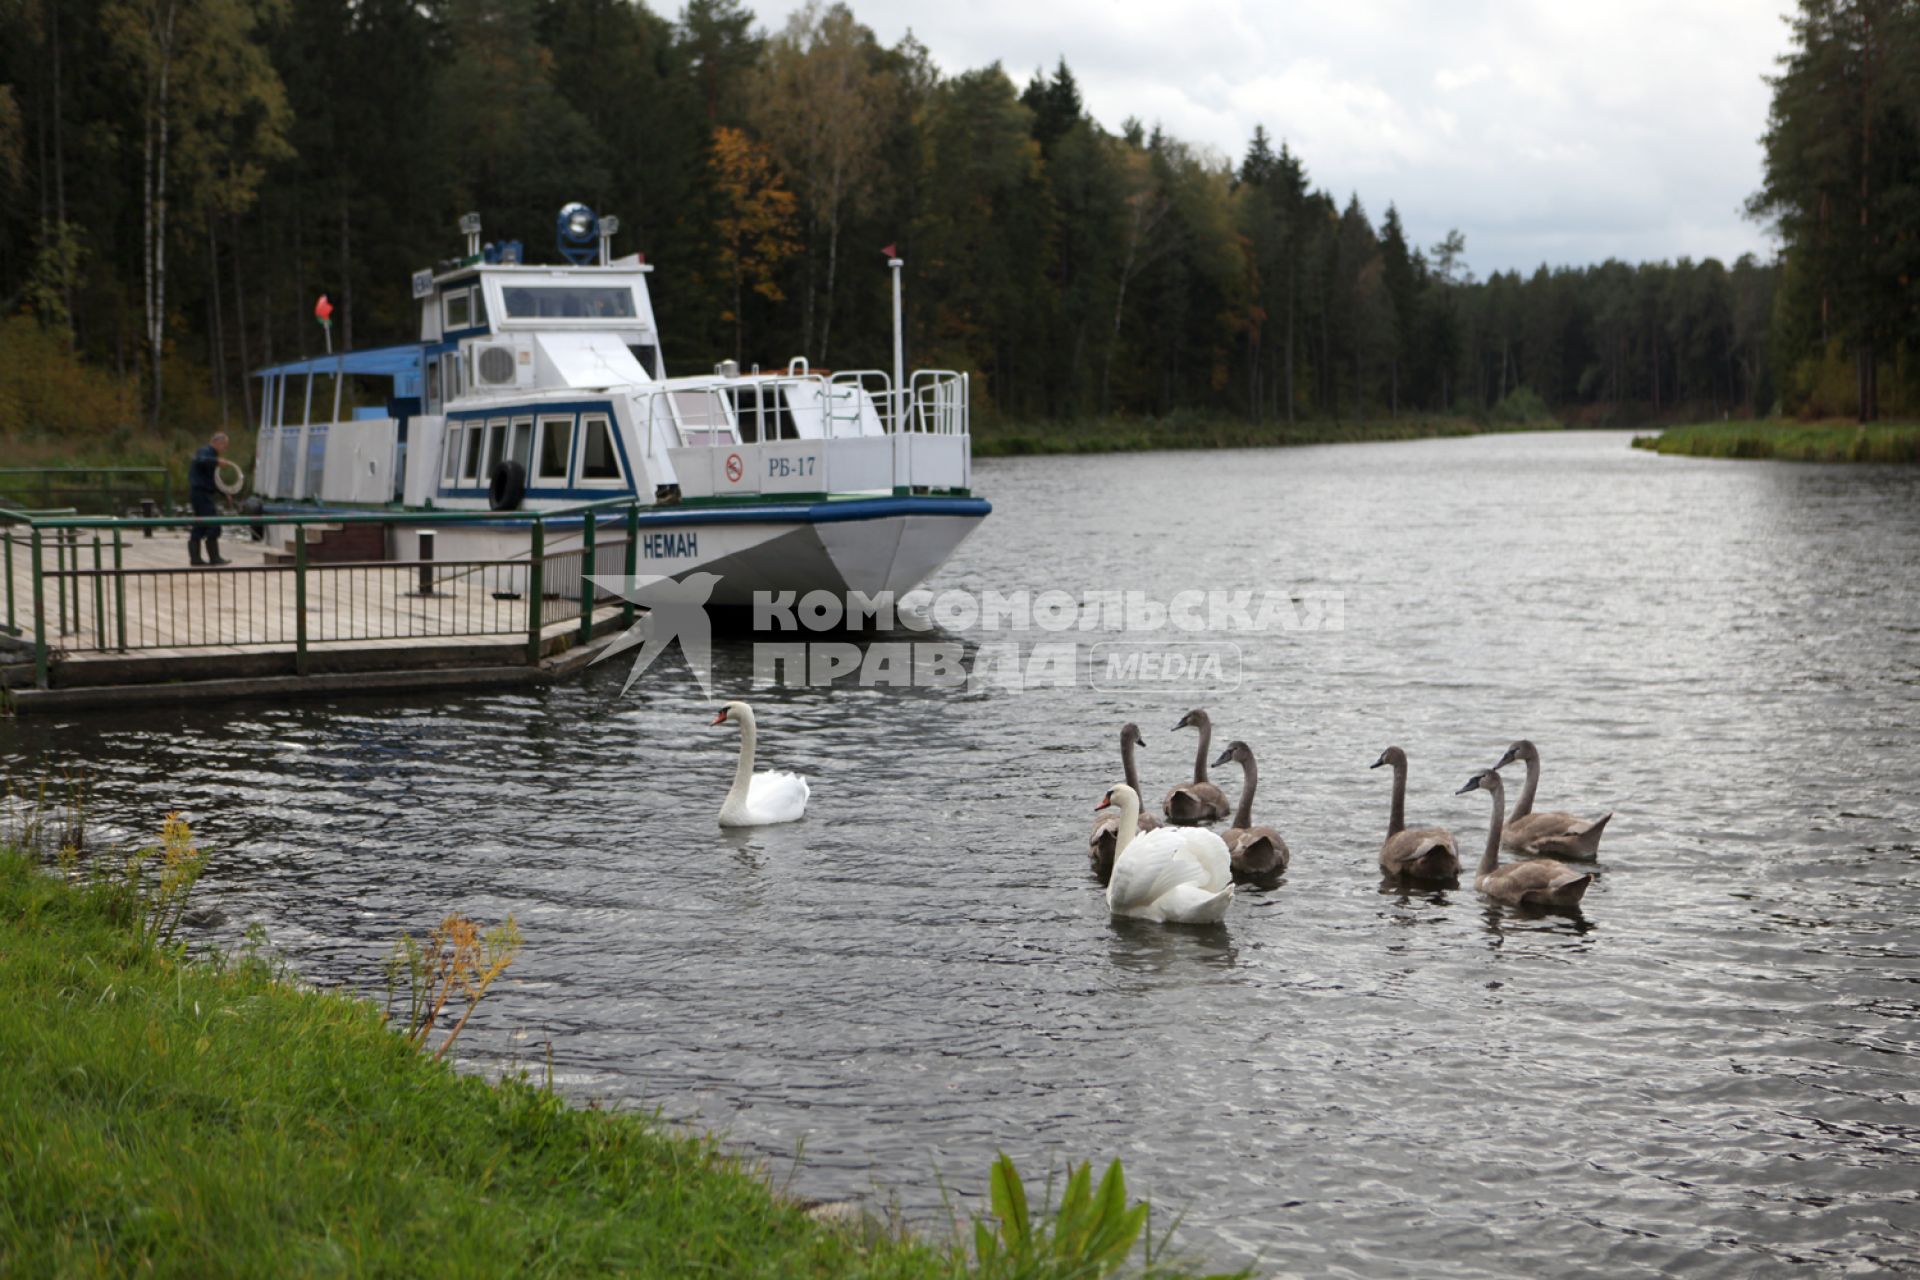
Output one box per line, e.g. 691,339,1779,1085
598,496,989,606
267,495,990,610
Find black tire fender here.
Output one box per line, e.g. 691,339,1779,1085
489,460,527,511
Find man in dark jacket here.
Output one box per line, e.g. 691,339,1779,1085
188,432,231,566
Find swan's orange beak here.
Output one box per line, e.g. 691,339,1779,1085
709,710,728,726
1094,791,1113,813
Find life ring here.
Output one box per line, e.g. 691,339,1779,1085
489,460,527,511
215,459,245,496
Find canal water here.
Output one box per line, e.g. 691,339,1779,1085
7,432,1919,1276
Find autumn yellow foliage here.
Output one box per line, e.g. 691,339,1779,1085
0,316,139,438
710,125,801,360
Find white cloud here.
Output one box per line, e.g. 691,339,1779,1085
762,0,1795,275
1434,64,1491,93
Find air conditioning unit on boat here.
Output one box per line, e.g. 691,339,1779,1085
475,345,518,386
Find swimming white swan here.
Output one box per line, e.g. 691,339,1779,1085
1097,784,1234,924
712,701,810,827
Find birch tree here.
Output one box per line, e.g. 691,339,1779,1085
749,2,888,363
106,0,288,429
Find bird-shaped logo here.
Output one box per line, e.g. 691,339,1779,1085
586,571,722,697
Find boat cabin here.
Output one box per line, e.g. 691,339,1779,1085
251,210,971,515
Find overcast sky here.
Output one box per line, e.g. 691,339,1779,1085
765,0,1796,278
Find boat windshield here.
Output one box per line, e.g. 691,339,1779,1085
500,285,637,320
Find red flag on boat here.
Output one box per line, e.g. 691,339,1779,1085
880,243,897,258
314,293,334,325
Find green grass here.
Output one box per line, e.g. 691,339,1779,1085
0,844,1233,1278
1631,419,1920,464
973,411,1538,457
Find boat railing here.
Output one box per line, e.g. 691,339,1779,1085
829,370,900,432
656,369,969,449
653,367,971,498
907,371,969,435
825,369,968,435
650,373,842,448
0,496,649,690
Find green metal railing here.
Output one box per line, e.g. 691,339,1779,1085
2,503,76,642
2,496,643,690
0,467,173,516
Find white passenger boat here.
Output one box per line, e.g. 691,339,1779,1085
248,205,988,608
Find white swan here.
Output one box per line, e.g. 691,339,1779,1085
712,701,810,827
1096,784,1234,924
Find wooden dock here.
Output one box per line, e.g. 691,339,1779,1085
2,527,628,713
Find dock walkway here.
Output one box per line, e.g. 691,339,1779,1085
3,527,629,714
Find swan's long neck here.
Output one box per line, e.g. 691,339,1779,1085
1513,753,1540,819
726,709,758,807
1192,718,1212,782
1121,734,1143,793
1232,755,1257,829
1114,788,1142,857
1479,779,1505,876
1388,759,1406,836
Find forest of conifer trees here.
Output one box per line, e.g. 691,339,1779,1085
0,0,1914,437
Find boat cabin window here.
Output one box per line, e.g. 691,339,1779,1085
578,415,621,482
444,289,471,330
485,419,508,478
442,428,462,484
425,358,442,413
536,416,574,482
509,417,534,472
501,286,636,320
628,343,659,377
460,423,485,482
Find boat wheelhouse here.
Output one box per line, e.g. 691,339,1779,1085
249,208,987,607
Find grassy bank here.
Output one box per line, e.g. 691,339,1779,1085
0,427,248,514
0,838,1226,1278
972,412,1537,457
1631,419,1920,464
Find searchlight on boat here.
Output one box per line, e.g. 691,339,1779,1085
556,202,599,265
